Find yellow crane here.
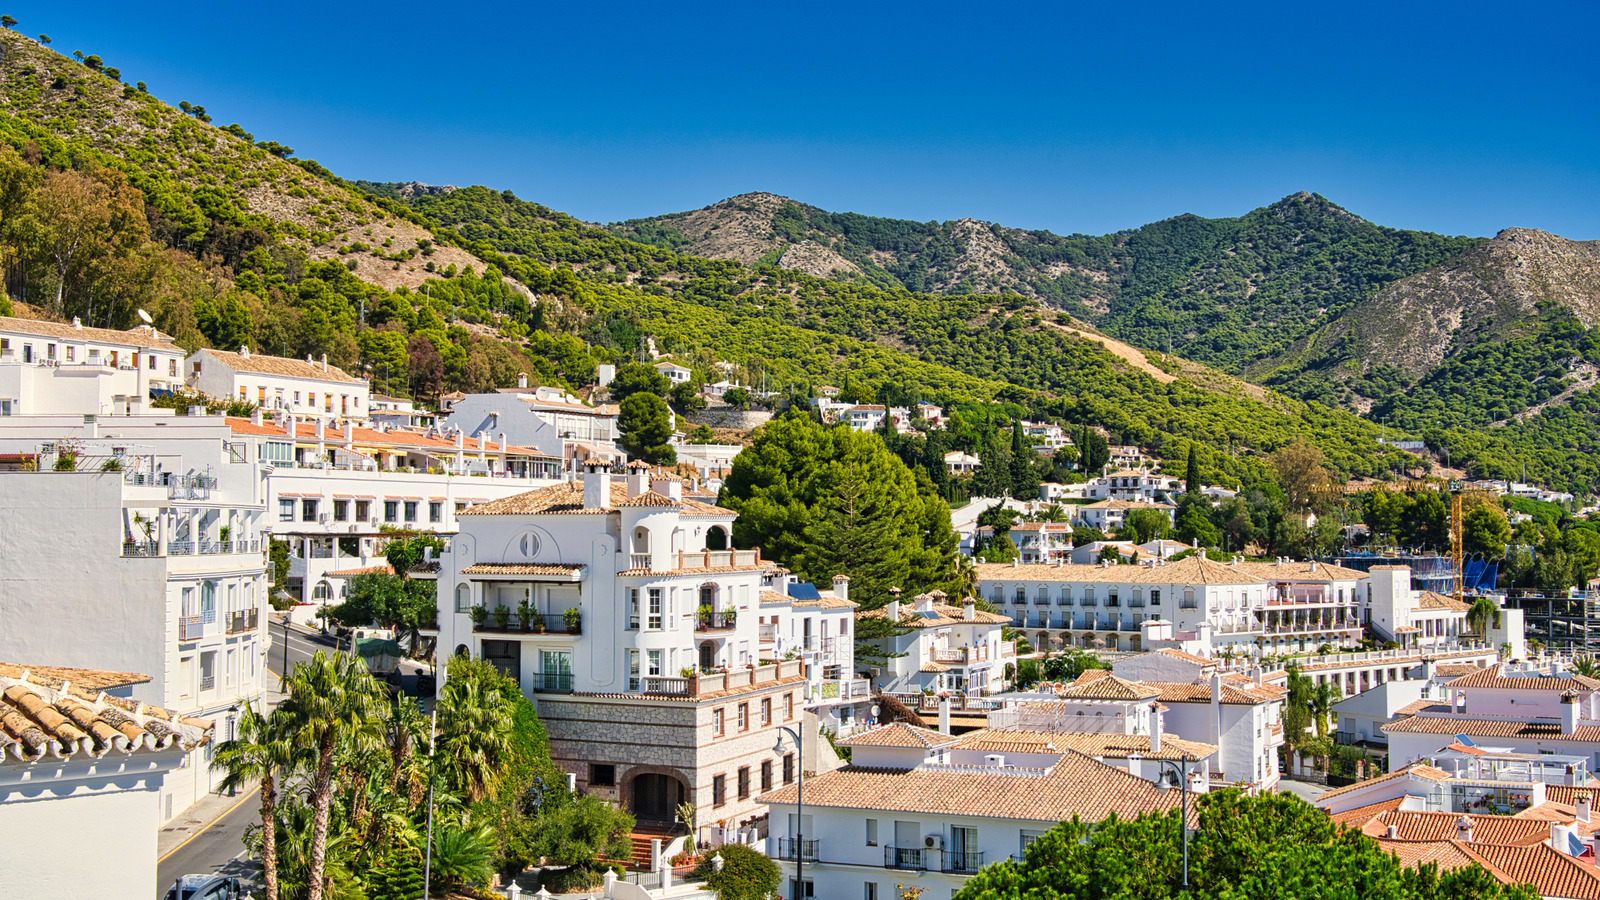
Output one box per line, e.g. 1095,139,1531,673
1313,478,1495,604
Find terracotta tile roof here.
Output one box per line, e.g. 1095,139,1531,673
323,565,395,578
1416,590,1472,612
759,589,790,606
1363,810,1551,846
920,661,950,673
615,491,683,508
1438,664,1486,676
618,562,775,577
1549,784,1600,806
1445,664,1600,691
1143,680,1286,705
955,728,1216,761
1512,801,1600,837
857,601,1011,629
1378,838,1485,873
0,662,151,693
461,563,587,577
838,722,958,749
1231,560,1369,582
1057,672,1162,701
975,555,1261,585
0,672,210,761
791,596,859,610
458,481,733,517
0,315,178,351
1395,699,1446,716
1155,648,1215,666
202,348,363,384
1385,715,1600,742
760,749,1181,823
1317,764,1451,801
1327,796,1408,825
1080,499,1175,511
1464,841,1600,899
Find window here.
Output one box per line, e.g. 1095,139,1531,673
738,766,750,799
239,386,247,401
785,693,795,720
301,498,319,521
737,703,749,731
761,698,772,726
308,392,316,409
429,501,443,523
0,399,11,416
865,884,877,900
1150,589,1161,606
1014,587,1026,604
384,500,398,522
278,499,294,522
47,344,56,360
294,391,301,404
713,708,725,735
761,760,773,792
628,650,641,691
627,589,640,631
20,344,31,363
647,650,662,679
333,500,349,522
403,501,418,523
590,764,616,787
712,774,726,807
783,753,794,785
168,358,176,376
866,818,878,846
258,387,267,404
1020,830,1046,856
456,585,472,613
648,588,663,630
355,500,370,521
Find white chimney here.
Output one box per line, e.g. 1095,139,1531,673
1457,816,1474,843
1564,691,1581,735
1150,701,1164,754
832,575,850,604
238,344,250,359
517,372,528,389
650,475,682,502
1385,824,1398,840
886,599,901,623
963,600,976,622
499,433,508,452
320,353,328,372
581,458,611,511
250,409,263,427
984,754,1006,768
1579,792,1592,824
71,317,82,329
938,695,951,735
1552,823,1570,853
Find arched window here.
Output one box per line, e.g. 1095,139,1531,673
633,527,651,554
706,526,729,551
312,580,332,602
456,584,472,612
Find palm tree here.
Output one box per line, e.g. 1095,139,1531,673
277,651,388,900
1573,655,1599,679
436,656,515,803
212,700,299,900
1466,596,1502,639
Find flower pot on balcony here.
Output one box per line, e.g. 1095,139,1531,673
492,606,510,630
517,601,534,631
469,604,488,626
563,608,582,633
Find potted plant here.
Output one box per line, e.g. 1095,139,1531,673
697,603,713,627
53,453,77,472
563,607,582,633
680,666,696,678
219,526,231,549
493,605,511,630
517,599,534,631
469,604,488,627
99,457,123,472
723,608,737,627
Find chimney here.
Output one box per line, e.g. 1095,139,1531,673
582,458,611,510
315,418,326,440
239,344,250,359
517,372,528,389
938,695,951,735
251,409,263,427
71,317,82,330
343,421,354,443
499,433,508,453
963,600,976,622
1011,558,1019,568
626,465,650,498
984,754,1006,768
1552,823,1570,853
1564,691,1581,735
320,353,328,372
1385,824,1398,840
1457,816,1474,843
306,354,314,365
833,575,850,604
886,599,901,623
1150,701,1164,754
651,475,682,502
1578,792,1592,824
1251,666,1264,687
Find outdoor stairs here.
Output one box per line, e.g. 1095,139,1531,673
627,824,678,870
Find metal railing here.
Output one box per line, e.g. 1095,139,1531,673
475,612,582,635
943,849,985,873
169,541,195,555
179,615,204,641
885,847,925,870
776,838,819,861
696,611,738,632
122,540,161,557
1032,596,1051,606
227,610,260,634
534,672,574,693
199,676,215,692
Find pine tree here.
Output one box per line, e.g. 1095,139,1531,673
1009,422,1040,500
1186,443,1201,496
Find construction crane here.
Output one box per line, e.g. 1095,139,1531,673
1312,478,1496,604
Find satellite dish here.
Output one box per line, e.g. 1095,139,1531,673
136,309,153,324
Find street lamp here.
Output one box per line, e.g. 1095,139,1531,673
774,724,805,900
421,697,438,900
1154,753,1195,888
226,704,240,797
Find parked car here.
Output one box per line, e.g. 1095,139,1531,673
163,874,244,900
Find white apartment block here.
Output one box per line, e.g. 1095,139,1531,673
761,721,1183,900
442,377,621,464
1074,498,1177,533
1008,522,1073,564
433,464,843,843
860,593,1014,697
0,417,270,826
186,347,370,421
0,316,186,417
1084,469,1182,502
1021,420,1071,452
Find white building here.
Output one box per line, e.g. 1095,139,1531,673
0,315,186,417
369,393,435,428
758,576,870,738
1021,420,1071,452
1363,565,1482,652
1074,499,1176,533
859,592,1014,697
840,405,888,432
0,418,270,825
1008,522,1073,564
441,378,621,464
761,722,1182,900
1084,469,1182,502
432,464,835,842
654,361,693,384
186,346,370,421
0,664,211,898
943,450,980,475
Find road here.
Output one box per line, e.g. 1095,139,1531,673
1275,777,1329,804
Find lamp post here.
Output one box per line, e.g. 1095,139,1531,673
1154,753,1194,888
774,724,804,900
226,703,240,796
278,611,291,681
421,698,437,900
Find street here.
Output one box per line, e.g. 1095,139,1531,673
1275,777,1329,804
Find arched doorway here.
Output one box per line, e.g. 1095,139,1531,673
630,772,684,823
706,525,729,551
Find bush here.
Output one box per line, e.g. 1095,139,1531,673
691,843,781,900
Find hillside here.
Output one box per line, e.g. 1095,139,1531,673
608,191,1482,372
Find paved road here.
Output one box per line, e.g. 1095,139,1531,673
1276,777,1329,803
156,791,262,896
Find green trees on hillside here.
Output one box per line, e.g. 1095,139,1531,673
617,392,676,465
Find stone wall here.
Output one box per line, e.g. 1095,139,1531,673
685,406,773,430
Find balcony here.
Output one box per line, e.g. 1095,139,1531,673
776,838,820,861
817,678,871,702
944,850,985,873
696,610,738,632
122,540,161,558
533,672,574,693
474,612,582,636
1056,595,1072,606
630,553,652,569
931,645,995,666
179,615,205,642
226,610,260,634
668,549,763,571
633,658,806,698
199,675,215,692
885,847,926,871
1031,596,1051,606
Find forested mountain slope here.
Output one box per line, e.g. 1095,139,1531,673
608,192,1481,372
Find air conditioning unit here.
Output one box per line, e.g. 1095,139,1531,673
370,518,380,527
924,835,943,850
319,513,329,523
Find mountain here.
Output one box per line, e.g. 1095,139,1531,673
608,192,1482,372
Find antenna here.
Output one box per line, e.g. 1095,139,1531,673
136,309,153,324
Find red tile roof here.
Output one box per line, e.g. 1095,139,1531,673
1446,664,1600,691
839,723,958,749
0,672,211,761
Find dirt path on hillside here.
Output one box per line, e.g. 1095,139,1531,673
1042,319,1176,384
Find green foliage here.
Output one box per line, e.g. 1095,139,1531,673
692,843,782,900
437,654,517,803
520,792,635,870
720,414,957,608
429,824,495,893
617,391,677,464
1039,649,1107,683
953,790,1534,900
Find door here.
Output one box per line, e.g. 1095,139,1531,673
699,641,715,671
631,773,681,822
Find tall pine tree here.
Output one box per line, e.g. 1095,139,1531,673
1009,421,1040,500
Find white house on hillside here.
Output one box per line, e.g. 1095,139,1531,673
0,316,186,416
186,347,370,421
858,592,1014,697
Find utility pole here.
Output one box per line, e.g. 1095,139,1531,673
422,703,438,899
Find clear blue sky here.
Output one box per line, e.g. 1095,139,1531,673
16,1,1600,238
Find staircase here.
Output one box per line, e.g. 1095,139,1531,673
626,823,679,870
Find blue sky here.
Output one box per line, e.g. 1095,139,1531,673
16,1,1599,238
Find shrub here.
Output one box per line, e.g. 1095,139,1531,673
691,843,781,900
